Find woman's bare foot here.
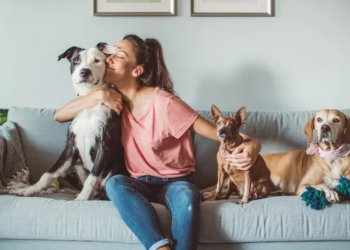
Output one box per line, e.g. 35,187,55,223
157,245,171,250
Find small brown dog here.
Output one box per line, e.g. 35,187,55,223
209,105,270,204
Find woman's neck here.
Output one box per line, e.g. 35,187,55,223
112,80,155,109
111,79,139,106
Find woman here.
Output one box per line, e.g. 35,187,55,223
54,35,261,250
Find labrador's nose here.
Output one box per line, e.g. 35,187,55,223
321,125,330,132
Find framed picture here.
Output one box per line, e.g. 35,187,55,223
191,0,274,17
94,0,176,16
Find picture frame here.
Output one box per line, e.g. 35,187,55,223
191,0,274,17
94,0,176,16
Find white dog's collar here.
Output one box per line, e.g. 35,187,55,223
78,89,101,97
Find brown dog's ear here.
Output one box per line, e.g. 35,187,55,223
211,104,222,124
233,107,247,126
344,114,350,144
303,114,316,144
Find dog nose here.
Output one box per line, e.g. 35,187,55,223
218,129,224,134
80,69,91,78
321,125,330,132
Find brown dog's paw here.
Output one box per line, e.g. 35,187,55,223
237,199,248,204
201,191,214,201
210,196,221,201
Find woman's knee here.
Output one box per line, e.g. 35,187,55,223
183,186,200,210
171,182,200,211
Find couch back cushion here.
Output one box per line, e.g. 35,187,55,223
8,107,71,183
8,107,350,188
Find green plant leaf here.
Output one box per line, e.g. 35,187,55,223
0,109,9,126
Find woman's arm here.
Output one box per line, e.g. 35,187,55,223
190,116,261,170
190,115,219,142
54,88,123,123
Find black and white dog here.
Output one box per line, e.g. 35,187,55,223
14,43,128,200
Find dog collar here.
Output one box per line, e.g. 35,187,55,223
307,143,350,160
78,89,101,97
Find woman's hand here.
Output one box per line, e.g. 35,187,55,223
190,115,261,170
226,138,261,170
99,88,123,115
54,87,123,123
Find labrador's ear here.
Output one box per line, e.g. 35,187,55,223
303,114,316,144
233,107,246,127
211,104,222,124
58,46,84,61
344,114,350,144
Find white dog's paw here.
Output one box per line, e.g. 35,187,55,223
74,193,89,201
12,187,35,197
325,190,340,203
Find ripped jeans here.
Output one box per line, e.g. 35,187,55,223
106,174,200,250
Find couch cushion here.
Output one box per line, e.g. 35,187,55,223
1,194,349,243
0,194,171,243
198,195,350,243
192,109,350,189
7,107,71,183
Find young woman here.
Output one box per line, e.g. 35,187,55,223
54,35,261,250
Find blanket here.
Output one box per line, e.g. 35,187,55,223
0,121,30,194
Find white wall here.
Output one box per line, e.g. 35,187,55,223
0,0,349,112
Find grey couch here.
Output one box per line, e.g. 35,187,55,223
1,106,350,250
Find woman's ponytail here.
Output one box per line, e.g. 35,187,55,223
123,35,174,95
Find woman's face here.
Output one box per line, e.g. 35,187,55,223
104,40,138,85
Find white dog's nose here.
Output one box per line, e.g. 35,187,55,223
80,69,91,78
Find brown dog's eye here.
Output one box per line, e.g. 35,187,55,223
317,118,322,122
217,122,221,126
333,118,340,123
228,123,233,128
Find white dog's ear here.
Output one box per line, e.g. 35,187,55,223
233,107,247,127
211,104,222,124
58,46,84,61
344,114,350,144
303,114,316,144
96,42,117,55
96,42,107,51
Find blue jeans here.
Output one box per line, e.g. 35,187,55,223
106,174,200,250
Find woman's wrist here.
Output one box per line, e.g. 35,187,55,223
95,89,107,105
251,138,262,154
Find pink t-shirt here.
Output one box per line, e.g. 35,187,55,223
121,87,199,178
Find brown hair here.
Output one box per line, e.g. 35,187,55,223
123,34,174,95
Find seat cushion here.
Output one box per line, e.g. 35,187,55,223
198,195,350,243
0,194,171,243
1,194,350,243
